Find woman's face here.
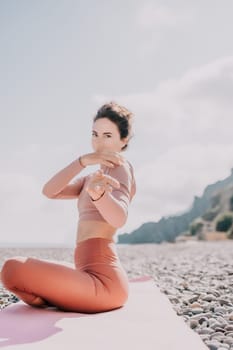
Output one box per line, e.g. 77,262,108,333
91,118,127,153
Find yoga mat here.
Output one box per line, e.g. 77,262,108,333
0,276,208,349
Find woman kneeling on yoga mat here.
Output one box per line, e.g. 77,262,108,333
1,101,136,313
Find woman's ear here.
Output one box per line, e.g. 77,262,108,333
121,137,128,147
120,138,128,151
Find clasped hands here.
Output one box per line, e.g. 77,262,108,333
79,150,124,201
85,169,120,201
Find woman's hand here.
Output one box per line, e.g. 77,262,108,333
85,169,120,200
80,151,125,168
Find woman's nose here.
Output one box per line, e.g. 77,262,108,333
94,141,103,151
95,139,104,148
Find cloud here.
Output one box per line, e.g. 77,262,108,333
2,56,233,246
133,3,194,58
93,56,233,233
0,171,76,246
0,145,85,247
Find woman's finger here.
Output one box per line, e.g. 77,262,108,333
86,183,104,192
104,174,120,188
105,184,113,193
99,151,125,166
97,173,120,189
88,171,120,189
93,169,104,178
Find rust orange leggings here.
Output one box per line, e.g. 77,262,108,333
1,237,129,313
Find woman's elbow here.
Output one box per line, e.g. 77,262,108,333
42,187,49,197
42,186,55,199
109,211,128,229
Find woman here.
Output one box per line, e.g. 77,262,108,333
1,101,136,313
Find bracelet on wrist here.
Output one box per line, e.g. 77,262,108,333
90,191,105,201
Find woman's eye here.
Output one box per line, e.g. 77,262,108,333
92,133,111,138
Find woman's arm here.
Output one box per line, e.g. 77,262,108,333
42,157,86,199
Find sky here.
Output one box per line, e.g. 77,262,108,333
1,0,233,247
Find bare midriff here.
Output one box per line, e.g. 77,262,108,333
76,220,117,245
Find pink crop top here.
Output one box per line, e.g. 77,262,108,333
42,157,136,229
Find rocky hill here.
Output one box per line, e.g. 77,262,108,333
117,168,233,244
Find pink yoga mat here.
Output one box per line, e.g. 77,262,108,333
0,276,208,350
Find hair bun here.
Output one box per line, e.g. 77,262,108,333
109,101,133,121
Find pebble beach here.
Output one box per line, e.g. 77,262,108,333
1,240,233,350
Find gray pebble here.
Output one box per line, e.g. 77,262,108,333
205,341,219,350
199,327,213,335
189,319,199,329
215,306,227,314
192,307,204,314
203,295,217,302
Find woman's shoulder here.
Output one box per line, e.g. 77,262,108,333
125,159,134,173
102,158,136,198
106,158,135,186
110,157,133,174
124,159,136,198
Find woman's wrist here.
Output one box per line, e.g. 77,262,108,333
90,191,105,201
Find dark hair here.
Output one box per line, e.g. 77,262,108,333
93,101,134,151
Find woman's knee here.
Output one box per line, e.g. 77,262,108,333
1,256,26,288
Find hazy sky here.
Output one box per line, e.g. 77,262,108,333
1,1,233,246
